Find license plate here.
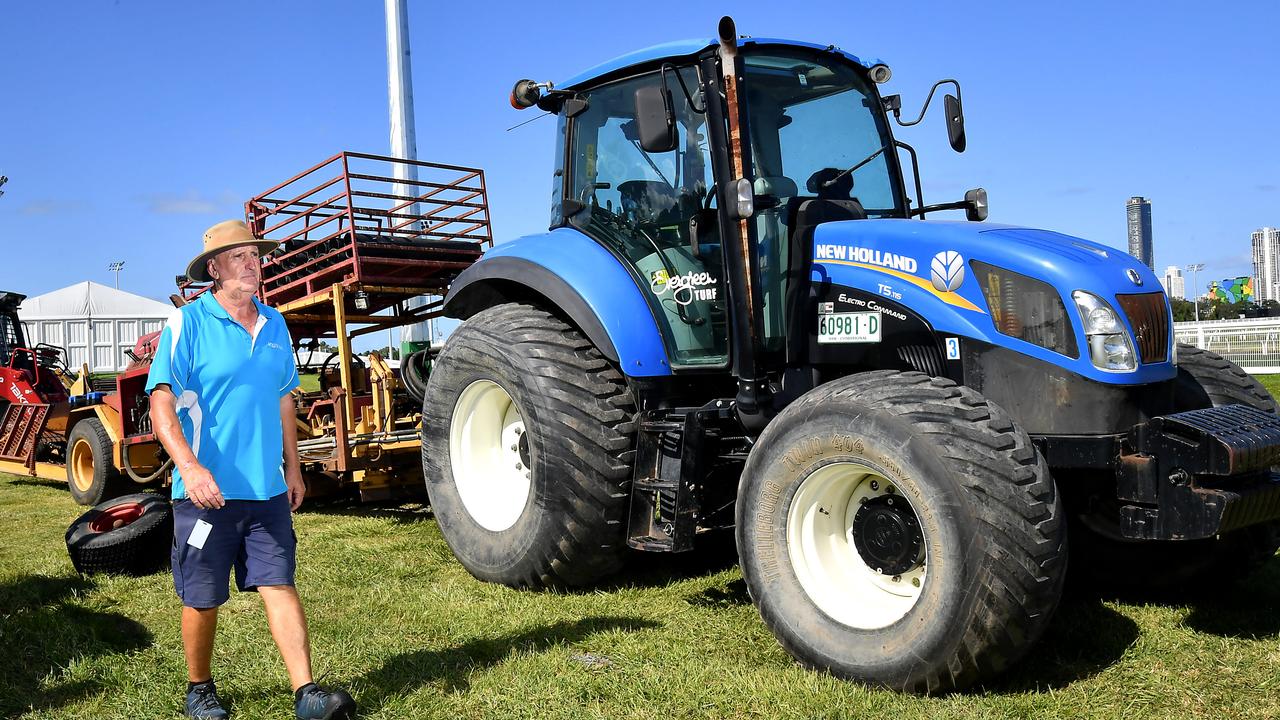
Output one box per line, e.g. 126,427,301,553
817,311,881,344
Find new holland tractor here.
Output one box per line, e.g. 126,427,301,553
421,18,1280,692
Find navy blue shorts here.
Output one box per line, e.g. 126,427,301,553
171,492,297,609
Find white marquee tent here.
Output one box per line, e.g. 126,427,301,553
18,281,173,372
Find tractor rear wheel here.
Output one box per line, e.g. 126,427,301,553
421,302,636,588
737,371,1067,693
1073,344,1280,593
66,418,123,506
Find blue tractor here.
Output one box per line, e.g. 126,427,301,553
422,18,1280,692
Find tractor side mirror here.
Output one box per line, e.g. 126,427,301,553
944,93,966,153
634,85,678,153
965,187,988,222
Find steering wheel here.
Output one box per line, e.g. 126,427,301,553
318,352,366,393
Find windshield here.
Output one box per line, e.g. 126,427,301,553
744,49,903,217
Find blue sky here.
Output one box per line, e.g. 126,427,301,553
2,0,1277,331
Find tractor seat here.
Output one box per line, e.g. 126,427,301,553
618,180,679,226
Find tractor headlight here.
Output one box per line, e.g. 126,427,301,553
972,261,1077,358
1072,291,1136,372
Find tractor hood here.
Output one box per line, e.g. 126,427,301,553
809,219,1174,384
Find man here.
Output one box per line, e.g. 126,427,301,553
148,219,357,720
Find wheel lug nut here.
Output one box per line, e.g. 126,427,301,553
912,577,921,587
514,427,523,435
892,575,901,582
515,462,522,470
511,444,518,452
858,497,867,504
869,480,879,491
886,485,896,494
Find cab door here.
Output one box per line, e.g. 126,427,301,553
564,67,729,369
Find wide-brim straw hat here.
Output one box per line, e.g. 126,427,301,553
186,220,279,283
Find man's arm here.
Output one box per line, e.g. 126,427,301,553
280,393,304,511
151,385,224,509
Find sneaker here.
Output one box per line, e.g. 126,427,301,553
294,683,357,720
185,680,229,719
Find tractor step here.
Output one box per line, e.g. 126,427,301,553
626,402,733,552
0,403,51,474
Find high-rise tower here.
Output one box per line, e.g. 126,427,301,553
1252,227,1280,303
1126,197,1153,270
1162,265,1185,300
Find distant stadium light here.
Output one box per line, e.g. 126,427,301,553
108,261,125,290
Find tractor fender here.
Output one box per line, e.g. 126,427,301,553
443,227,672,378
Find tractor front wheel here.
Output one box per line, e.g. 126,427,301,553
737,371,1067,693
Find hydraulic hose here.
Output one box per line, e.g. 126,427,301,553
122,449,173,484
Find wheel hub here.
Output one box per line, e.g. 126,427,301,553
851,495,923,576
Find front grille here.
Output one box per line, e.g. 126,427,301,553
1116,292,1169,364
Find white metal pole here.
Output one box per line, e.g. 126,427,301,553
385,0,419,223
385,0,432,352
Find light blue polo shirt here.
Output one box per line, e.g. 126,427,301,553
146,291,300,501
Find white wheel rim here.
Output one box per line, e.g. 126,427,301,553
786,462,926,629
449,379,532,532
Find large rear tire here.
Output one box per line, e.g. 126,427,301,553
1074,344,1280,592
66,418,123,506
737,371,1066,693
422,302,636,588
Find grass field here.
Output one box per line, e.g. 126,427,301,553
4,386,1280,719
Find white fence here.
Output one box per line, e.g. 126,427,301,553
1174,317,1280,374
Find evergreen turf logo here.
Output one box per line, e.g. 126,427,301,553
930,251,965,292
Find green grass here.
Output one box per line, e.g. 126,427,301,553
5,385,1280,718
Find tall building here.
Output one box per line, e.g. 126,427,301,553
1126,196,1154,270
1252,227,1280,303
1162,265,1185,300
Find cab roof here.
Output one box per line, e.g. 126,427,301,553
557,37,879,90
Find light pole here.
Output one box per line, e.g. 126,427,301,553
108,261,125,290
1186,263,1204,322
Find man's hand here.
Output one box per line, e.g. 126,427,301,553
183,461,224,509
285,466,305,511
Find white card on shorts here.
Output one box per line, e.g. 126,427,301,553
188,519,213,549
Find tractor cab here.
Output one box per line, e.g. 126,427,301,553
551,47,910,368
511,22,986,428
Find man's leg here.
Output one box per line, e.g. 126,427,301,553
182,606,219,682
258,585,313,691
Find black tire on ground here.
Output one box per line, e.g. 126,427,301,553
66,418,123,506
421,302,636,588
1073,344,1280,592
737,371,1067,693
65,492,173,576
